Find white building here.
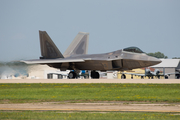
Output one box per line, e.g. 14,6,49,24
151,59,180,79
28,64,69,79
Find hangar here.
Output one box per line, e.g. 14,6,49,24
151,59,180,79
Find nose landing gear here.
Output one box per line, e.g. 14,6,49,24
68,70,100,79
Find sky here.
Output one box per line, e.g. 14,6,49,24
0,0,180,61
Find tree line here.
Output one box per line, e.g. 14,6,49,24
146,52,179,59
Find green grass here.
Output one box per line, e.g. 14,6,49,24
0,111,180,120
0,83,180,103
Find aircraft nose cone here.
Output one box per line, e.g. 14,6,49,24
149,57,161,66
157,59,162,64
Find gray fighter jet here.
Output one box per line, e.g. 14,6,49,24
22,31,161,79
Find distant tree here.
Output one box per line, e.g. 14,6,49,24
172,57,180,59
147,52,168,59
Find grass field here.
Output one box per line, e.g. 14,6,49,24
0,83,180,103
0,111,180,120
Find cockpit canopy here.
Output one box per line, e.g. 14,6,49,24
123,47,144,53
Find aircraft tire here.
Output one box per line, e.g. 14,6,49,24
91,71,100,79
68,71,77,79
121,74,126,79
165,75,168,79
95,72,100,79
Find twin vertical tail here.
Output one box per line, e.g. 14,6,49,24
39,31,64,59
63,32,89,58
39,31,89,59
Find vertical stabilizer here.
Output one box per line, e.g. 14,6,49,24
63,32,89,58
39,31,64,59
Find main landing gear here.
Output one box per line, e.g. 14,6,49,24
68,71,77,79
68,70,100,79
91,71,100,79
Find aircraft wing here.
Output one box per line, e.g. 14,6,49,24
21,58,85,64
164,72,180,76
156,72,180,76
21,57,124,64
163,72,179,76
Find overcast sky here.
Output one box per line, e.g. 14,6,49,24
0,0,179,61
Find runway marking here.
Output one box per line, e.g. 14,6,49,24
1,108,180,113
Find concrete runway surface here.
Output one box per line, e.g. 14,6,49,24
0,79,180,112
0,102,180,112
0,79,180,83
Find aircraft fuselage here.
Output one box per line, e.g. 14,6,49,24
47,49,161,71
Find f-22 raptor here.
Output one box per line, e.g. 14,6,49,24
22,31,161,79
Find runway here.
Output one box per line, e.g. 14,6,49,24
0,79,180,84
1,102,180,113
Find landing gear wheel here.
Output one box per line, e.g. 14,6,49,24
68,71,77,79
121,74,126,79
91,71,100,79
165,75,168,79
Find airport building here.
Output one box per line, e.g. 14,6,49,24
27,65,69,79
0,62,68,79
151,59,180,79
